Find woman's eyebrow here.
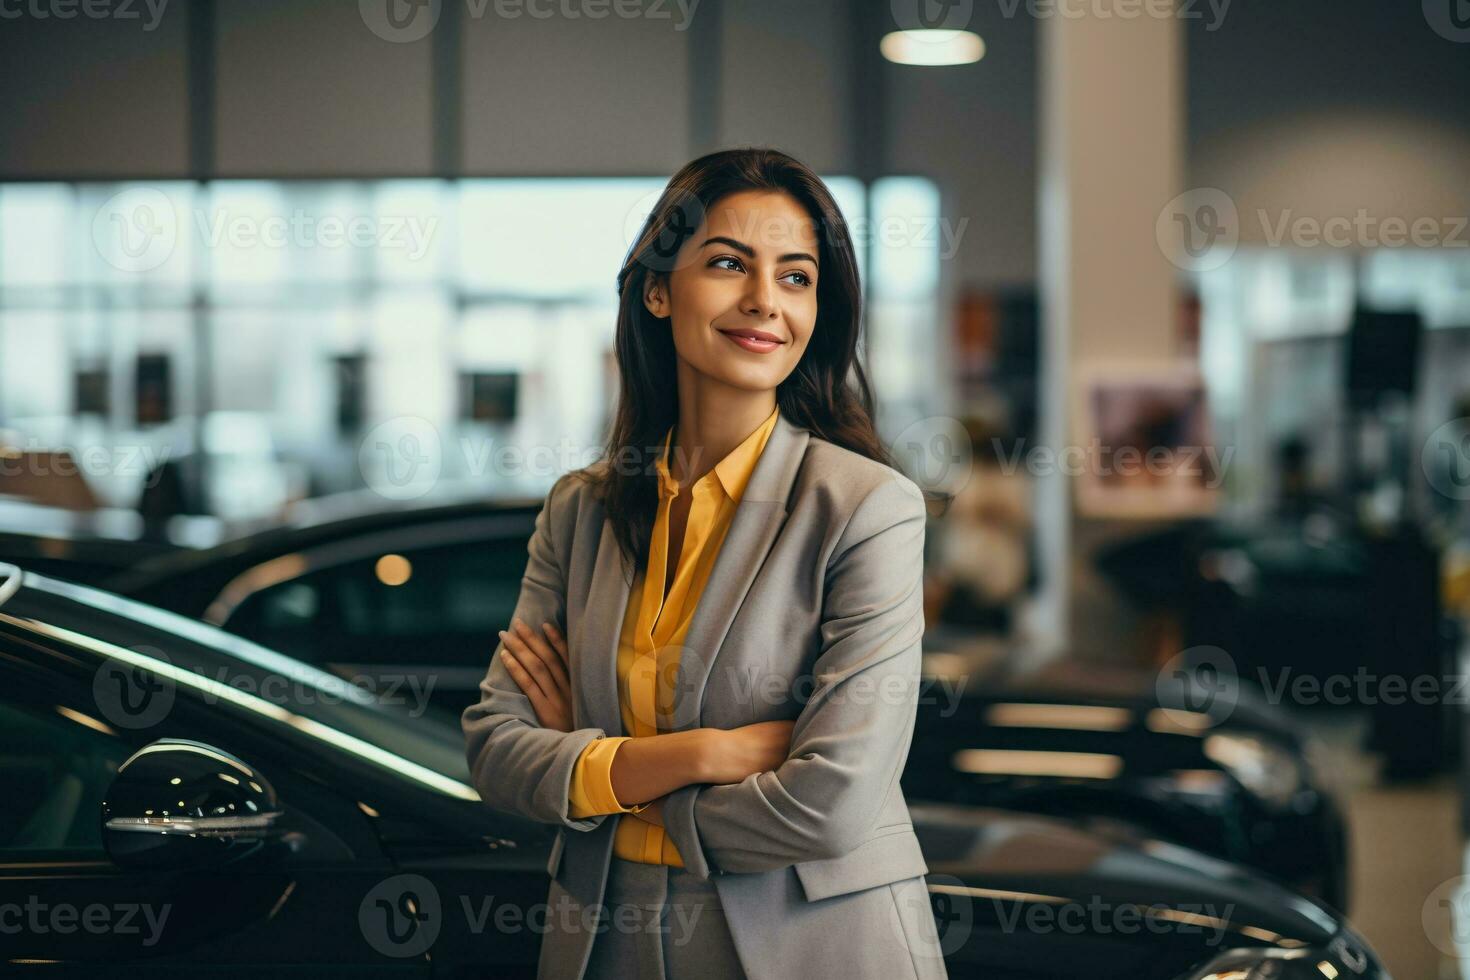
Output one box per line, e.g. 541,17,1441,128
700,235,818,266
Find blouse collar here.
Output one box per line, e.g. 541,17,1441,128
654,404,781,504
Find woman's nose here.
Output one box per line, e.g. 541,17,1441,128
742,276,779,319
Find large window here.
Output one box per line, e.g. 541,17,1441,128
1191,247,1470,518
0,177,941,523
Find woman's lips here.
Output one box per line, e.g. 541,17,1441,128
719,330,784,354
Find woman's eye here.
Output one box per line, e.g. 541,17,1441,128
709,256,811,287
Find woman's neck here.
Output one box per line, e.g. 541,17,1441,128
668,361,777,488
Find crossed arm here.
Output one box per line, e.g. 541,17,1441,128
460,473,787,830
462,471,927,877
496,615,793,823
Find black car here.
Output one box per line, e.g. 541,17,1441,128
906,663,1350,912
108,486,545,704
105,491,1350,910
0,565,1385,978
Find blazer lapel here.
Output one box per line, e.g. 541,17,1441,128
580,515,633,736
578,413,811,738
672,413,809,731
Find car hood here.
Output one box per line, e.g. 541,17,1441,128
910,801,1342,949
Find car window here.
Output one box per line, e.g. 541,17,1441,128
0,696,130,857
226,536,530,668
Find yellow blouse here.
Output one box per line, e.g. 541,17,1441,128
566,404,782,866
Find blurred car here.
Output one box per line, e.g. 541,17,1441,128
0,498,179,584
905,662,1350,913
103,492,1347,910
105,486,545,705
0,564,1385,979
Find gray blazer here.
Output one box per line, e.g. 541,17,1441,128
462,412,947,980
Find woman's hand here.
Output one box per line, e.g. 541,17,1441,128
697,720,796,785
498,618,573,733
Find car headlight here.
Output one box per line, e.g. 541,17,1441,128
1202,732,1304,809
1181,931,1387,979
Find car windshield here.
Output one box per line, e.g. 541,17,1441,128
3,569,481,802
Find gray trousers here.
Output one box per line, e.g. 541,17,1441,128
581,857,747,980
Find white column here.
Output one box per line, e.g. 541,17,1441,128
1033,3,1185,659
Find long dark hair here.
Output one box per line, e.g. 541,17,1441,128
587,147,891,579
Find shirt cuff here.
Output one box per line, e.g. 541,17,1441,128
567,735,650,817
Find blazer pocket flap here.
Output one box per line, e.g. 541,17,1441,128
546,829,566,877
794,827,929,903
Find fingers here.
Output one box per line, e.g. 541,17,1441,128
509,618,572,693
499,621,577,731
541,620,569,665
499,628,553,702
499,643,551,711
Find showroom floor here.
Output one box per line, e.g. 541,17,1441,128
1306,713,1463,979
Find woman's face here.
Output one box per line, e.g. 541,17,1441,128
643,189,820,394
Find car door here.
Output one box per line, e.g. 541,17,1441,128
0,661,428,977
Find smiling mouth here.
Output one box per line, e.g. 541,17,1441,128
720,327,787,343
717,328,786,352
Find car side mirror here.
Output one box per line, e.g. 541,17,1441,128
101,738,287,871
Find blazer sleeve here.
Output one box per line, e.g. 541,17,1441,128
659,473,928,877
461,471,619,831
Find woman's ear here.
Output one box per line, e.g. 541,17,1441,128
642,271,671,320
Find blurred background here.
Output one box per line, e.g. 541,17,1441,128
1,1,1469,975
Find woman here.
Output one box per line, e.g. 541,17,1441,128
462,148,946,980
